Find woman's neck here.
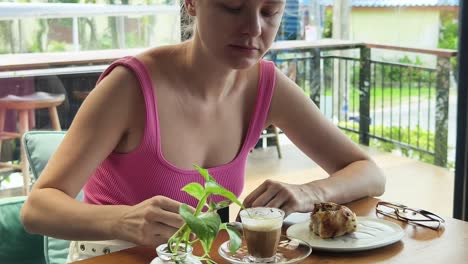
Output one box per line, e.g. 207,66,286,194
179,39,245,101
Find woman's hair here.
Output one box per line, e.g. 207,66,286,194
181,2,196,40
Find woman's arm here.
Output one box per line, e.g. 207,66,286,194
21,66,185,246
244,67,385,214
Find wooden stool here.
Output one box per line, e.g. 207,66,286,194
259,125,282,159
0,92,65,194
268,125,282,159
72,91,90,101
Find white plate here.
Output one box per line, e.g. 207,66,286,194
286,216,404,252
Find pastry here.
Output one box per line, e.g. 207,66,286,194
309,202,357,239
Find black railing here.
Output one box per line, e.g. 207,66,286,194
268,42,457,168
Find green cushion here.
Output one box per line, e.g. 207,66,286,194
44,237,70,264
23,131,66,180
23,131,76,264
43,190,84,264
0,196,46,264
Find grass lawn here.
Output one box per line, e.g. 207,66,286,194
319,86,434,110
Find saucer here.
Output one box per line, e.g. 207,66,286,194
218,235,312,264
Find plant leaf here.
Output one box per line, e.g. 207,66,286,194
198,212,222,251
181,182,205,200
205,181,243,207
208,200,217,211
193,165,215,182
220,223,242,253
179,204,208,238
213,200,231,210
180,205,221,254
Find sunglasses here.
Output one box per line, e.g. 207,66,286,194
376,201,445,230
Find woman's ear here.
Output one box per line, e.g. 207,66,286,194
185,0,197,16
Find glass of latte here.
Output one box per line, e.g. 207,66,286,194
239,207,285,262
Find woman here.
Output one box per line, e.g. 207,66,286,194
21,0,385,261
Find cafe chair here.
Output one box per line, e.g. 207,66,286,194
0,195,45,264
258,125,282,159
0,131,80,264
0,92,65,195
24,131,82,264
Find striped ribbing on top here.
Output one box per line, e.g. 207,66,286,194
83,57,277,208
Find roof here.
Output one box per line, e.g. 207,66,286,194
0,3,179,20
315,0,459,7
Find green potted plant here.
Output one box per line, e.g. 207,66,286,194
151,165,244,264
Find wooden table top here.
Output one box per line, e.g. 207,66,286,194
72,197,468,264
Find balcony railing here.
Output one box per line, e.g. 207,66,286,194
0,39,458,168
268,40,458,167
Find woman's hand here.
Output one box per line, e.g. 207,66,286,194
112,196,190,247
243,180,324,216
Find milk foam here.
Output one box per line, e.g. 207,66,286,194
242,219,283,231
240,207,285,231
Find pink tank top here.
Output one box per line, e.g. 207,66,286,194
84,57,276,208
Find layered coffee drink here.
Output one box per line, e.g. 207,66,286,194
240,207,285,261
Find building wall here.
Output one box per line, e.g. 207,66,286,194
350,8,441,66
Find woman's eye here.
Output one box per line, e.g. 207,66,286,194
261,10,279,17
223,5,241,13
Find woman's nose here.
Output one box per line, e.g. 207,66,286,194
241,13,262,37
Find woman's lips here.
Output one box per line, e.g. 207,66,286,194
228,44,259,56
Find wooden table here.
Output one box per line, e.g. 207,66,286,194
71,197,468,264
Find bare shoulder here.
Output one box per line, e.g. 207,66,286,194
268,66,309,125
80,62,147,139
134,44,184,75
273,66,298,93
88,65,141,109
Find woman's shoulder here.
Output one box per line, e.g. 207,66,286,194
99,44,182,93
134,44,184,72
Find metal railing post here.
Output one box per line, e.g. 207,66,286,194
310,48,321,107
359,46,371,146
435,56,450,167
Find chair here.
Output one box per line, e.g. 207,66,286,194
0,131,76,264
0,196,46,264
23,131,81,264
72,91,90,101
0,92,65,194
259,125,282,159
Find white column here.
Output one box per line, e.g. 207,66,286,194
332,0,351,122
73,16,79,51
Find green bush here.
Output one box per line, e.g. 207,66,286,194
47,40,67,52
125,31,141,48
339,122,437,165
97,31,113,49
438,11,459,80
322,9,333,38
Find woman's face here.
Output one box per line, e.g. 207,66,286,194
191,0,285,69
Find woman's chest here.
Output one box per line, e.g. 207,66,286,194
155,86,257,170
